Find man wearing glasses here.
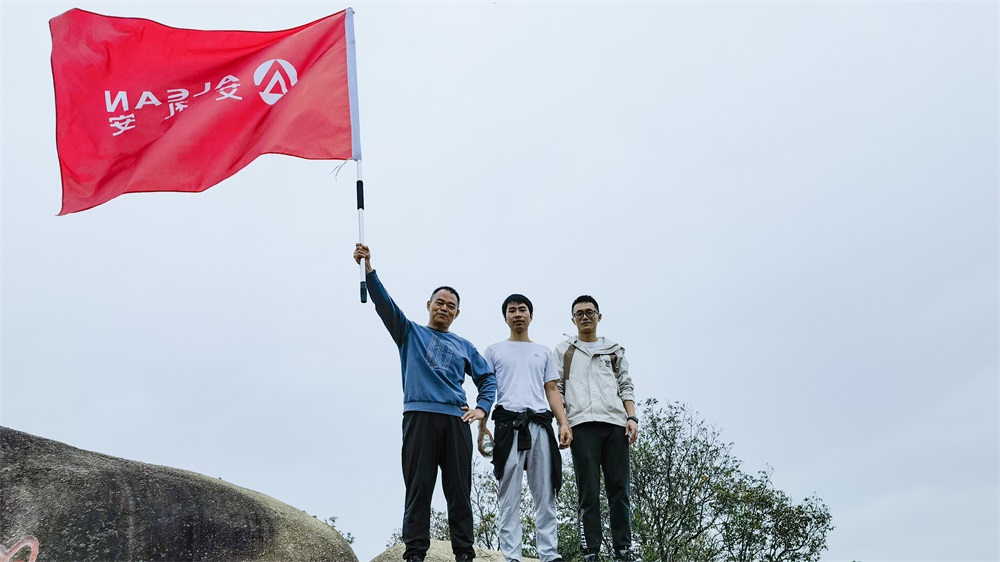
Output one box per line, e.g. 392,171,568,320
553,295,638,562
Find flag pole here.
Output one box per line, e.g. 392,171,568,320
345,7,364,302
357,160,367,303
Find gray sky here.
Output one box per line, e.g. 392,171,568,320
2,2,997,561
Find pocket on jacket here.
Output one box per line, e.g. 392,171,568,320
596,356,615,378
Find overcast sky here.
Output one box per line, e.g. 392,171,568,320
1,2,997,561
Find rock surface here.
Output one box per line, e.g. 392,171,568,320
0,426,356,562
372,541,539,562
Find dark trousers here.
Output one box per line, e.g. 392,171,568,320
570,421,632,556
401,411,475,560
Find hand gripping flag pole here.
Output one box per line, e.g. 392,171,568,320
51,7,368,302
357,161,367,303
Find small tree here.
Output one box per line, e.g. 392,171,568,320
324,516,356,545
463,399,833,562
555,461,584,561
716,470,833,562
471,457,501,550
630,399,742,562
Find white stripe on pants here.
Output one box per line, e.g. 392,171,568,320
498,422,559,562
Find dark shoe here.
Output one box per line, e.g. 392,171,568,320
405,556,425,562
614,549,635,562
455,554,475,562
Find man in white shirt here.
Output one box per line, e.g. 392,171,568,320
478,294,572,562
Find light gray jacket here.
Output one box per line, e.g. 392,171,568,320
553,337,635,428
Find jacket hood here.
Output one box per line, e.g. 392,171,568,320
562,335,623,355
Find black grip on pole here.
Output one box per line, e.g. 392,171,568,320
357,180,364,210
360,281,368,303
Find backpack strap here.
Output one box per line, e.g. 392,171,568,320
562,345,576,385
564,346,621,385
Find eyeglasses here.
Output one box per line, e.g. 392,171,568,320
573,309,598,319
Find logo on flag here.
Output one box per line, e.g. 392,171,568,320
255,59,299,106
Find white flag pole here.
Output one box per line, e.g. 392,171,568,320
344,8,366,303
356,160,367,303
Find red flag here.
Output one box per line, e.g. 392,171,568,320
49,8,361,215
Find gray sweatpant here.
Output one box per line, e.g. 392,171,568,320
498,422,559,562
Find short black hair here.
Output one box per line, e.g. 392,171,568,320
430,286,460,307
572,295,599,313
502,294,533,317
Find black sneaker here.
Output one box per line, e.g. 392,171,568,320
455,554,475,562
404,556,424,562
614,549,635,562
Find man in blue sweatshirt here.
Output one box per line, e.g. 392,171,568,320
354,243,497,562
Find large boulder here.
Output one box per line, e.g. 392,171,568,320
0,426,356,562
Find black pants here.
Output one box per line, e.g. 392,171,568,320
570,421,632,556
401,411,475,560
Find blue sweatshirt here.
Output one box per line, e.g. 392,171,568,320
367,270,496,416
